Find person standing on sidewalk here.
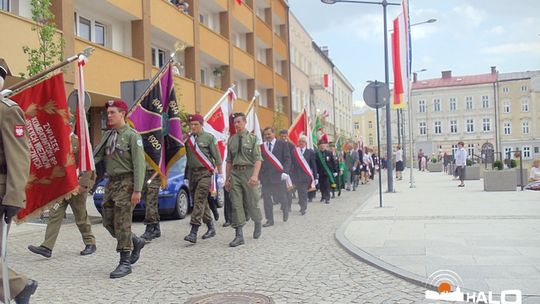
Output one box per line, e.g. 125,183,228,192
225,112,263,247
94,99,146,279
344,142,359,191
394,145,404,181
28,126,97,258
455,141,468,187
0,64,38,304
417,149,425,171
183,114,223,244
140,166,160,241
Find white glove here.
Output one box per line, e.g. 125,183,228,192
352,167,356,171
333,172,338,177
315,179,319,186
184,179,189,186
281,173,289,181
217,174,225,188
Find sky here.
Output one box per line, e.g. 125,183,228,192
289,0,540,105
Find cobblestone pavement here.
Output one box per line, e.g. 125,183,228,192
9,181,430,304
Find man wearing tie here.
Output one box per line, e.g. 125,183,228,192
291,135,317,215
316,138,337,204
344,142,359,191
259,127,291,227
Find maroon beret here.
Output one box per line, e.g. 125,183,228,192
105,99,129,113
188,113,204,123
318,138,328,145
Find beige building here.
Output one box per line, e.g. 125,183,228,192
352,106,377,149
497,71,540,161
333,67,354,137
289,12,311,119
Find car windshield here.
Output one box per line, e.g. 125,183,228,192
168,156,187,175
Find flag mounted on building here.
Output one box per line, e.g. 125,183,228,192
128,63,184,188
11,73,79,222
323,73,333,89
391,0,411,109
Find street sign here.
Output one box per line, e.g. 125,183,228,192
363,81,390,109
67,89,91,114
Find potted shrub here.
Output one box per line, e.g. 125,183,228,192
427,157,442,172
483,160,516,191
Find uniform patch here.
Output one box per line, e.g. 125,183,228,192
137,139,143,147
14,125,25,137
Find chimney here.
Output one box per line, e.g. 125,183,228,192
491,66,497,74
321,46,329,57
413,72,418,83
441,70,452,79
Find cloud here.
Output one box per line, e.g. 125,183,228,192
452,5,486,26
483,42,540,55
338,13,382,42
488,25,505,35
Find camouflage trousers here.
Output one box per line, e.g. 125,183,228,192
230,167,262,228
143,170,160,224
102,175,135,252
188,169,213,226
42,191,95,250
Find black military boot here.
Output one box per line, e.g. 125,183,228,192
110,251,132,279
229,226,245,247
28,245,52,258
201,221,216,239
154,222,161,238
130,235,146,264
14,279,38,304
253,222,262,239
184,225,199,243
140,224,154,241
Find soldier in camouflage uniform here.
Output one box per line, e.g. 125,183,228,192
183,114,223,244
28,128,97,258
140,165,160,241
224,112,263,247
94,99,146,279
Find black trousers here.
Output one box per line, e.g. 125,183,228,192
319,176,330,201
261,182,287,222
296,181,309,212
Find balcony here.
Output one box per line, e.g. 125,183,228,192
200,26,229,64
200,85,225,115
75,39,143,104
275,73,288,95
231,1,254,31
255,17,272,46
256,62,273,88
107,0,142,19
273,34,287,59
150,0,194,45
175,75,196,113
233,47,255,77
272,0,287,23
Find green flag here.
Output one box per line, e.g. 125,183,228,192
312,116,321,145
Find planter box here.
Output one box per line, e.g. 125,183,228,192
465,165,480,180
427,162,443,172
516,168,529,187
484,170,517,191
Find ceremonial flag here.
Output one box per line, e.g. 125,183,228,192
323,73,332,89
391,0,411,109
246,103,262,145
11,73,78,222
75,54,94,172
128,63,184,187
288,109,308,146
312,115,321,146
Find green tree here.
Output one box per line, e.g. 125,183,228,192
272,102,284,131
21,0,64,77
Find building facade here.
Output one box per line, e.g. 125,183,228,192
352,106,377,149
1,0,291,144
289,12,311,120
333,67,354,137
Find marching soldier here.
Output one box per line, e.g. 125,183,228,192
316,138,337,204
224,112,263,247
0,64,38,303
183,114,223,244
28,124,97,257
140,165,161,241
260,127,291,227
291,135,318,215
94,99,146,279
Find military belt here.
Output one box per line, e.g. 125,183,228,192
191,167,208,172
0,163,6,174
233,165,252,171
109,172,133,182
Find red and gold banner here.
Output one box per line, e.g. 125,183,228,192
11,73,78,222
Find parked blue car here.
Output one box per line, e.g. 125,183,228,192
93,157,192,219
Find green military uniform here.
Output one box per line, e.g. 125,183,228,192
0,96,31,299
185,131,222,226
94,124,145,252
226,129,263,228
39,134,96,251
142,163,160,225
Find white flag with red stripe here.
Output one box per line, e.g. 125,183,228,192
75,55,95,172
246,105,262,145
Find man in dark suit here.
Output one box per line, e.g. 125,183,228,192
279,129,295,213
344,142,360,191
316,138,337,204
259,127,291,226
291,135,317,215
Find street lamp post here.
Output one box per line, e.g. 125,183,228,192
322,0,400,193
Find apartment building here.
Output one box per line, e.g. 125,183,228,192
352,106,377,149
333,67,354,137
289,12,311,119
1,0,290,144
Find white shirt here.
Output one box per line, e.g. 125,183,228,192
395,149,403,162
530,167,540,180
455,147,467,166
266,138,277,152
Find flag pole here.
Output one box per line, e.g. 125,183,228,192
203,84,236,120
5,47,94,97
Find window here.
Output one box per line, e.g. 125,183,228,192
504,147,513,159
522,121,530,134
94,22,105,46
200,69,207,85
467,144,475,157
482,95,489,108
450,120,458,133
503,87,509,93
466,97,473,110
503,122,511,135
74,13,108,47
503,101,511,113
78,16,91,40
482,118,491,132
418,100,426,113
449,97,457,111
419,122,427,135
521,85,528,92
523,147,531,159
466,119,474,133
535,147,539,154
354,122,359,130
368,121,373,128
521,98,529,112
433,99,441,112
451,144,458,155
151,47,167,68
368,134,373,146
1,0,9,11
434,121,442,134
